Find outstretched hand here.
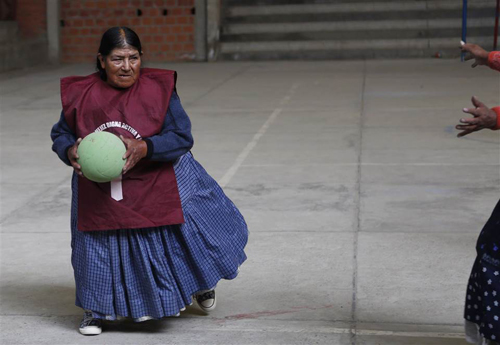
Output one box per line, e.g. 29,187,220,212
460,42,489,68
120,135,147,174
456,96,497,137
68,138,83,176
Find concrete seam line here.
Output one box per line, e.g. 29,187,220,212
240,163,500,166
351,59,367,345
218,83,300,188
184,65,253,107
0,175,70,225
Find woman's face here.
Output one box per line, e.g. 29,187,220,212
99,46,141,89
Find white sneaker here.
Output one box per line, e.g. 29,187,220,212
79,310,102,335
195,289,216,312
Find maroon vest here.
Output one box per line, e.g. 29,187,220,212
61,68,184,231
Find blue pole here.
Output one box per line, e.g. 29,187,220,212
461,0,468,61
494,0,499,50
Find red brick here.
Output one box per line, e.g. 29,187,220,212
178,0,193,6
171,8,182,15
154,17,164,25
85,1,96,8
85,36,97,44
131,18,141,26
73,19,84,26
91,27,103,35
107,0,119,8
160,26,170,34
96,18,106,26
62,37,73,45
107,18,118,26
172,25,182,33
166,17,175,25
83,45,97,54
81,28,90,35
142,17,153,25
148,26,159,34
148,8,159,16
176,16,187,24
166,35,175,42
183,25,193,33
119,18,130,26
154,35,163,43
144,0,153,7
177,34,187,42
143,35,152,43
149,44,160,52
69,28,80,35
183,43,194,51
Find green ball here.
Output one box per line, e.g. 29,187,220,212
77,132,126,183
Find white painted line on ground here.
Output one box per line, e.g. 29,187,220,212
354,329,464,339
218,83,299,187
186,323,465,339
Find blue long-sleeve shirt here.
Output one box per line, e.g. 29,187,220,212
50,91,194,165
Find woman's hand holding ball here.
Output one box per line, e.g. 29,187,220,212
68,138,83,176
120,135,147,174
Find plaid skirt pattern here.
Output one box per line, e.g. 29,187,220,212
70,152,248,320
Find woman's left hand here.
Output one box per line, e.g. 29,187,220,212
456,96,497,137
120,135,148,174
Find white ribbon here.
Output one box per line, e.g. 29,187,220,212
110,174,123,201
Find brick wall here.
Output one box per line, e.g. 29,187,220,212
16,0,47,38
61,0,195,63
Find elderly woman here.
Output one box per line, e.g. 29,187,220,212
50,27,248,336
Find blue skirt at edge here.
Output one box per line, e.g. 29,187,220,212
70,152,248,320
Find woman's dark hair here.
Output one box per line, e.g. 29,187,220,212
96,27,143,81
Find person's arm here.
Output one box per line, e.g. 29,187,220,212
487,51,500,72
492,106,500,130
143,91,194,162
50,111,83,175
50,111,77,166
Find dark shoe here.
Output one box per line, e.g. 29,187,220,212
79,310,102,335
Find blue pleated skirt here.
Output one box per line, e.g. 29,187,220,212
70,152,248,321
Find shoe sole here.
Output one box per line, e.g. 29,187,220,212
79,326,102,336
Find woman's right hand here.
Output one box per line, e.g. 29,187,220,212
67,138,83,176
461,42,489,68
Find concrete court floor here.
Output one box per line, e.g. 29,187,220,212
0,58,499,345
